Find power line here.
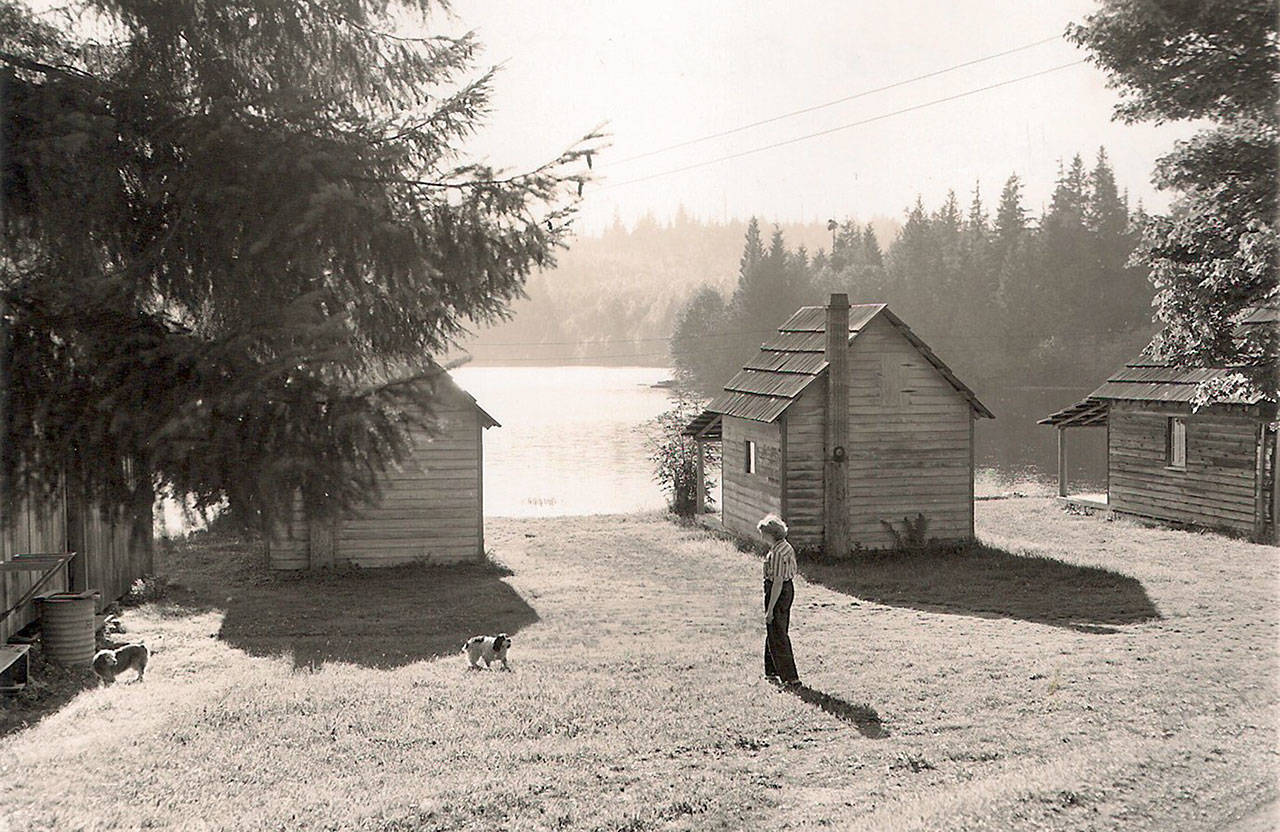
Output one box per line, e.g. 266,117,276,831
612,35,1064,166
600,59,1088,191
458,341,764,362
460,326,777,347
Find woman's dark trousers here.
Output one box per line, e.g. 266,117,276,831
764,579,798,682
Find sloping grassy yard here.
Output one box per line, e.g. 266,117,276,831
0,499,1275,831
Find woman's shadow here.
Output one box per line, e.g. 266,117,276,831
779,682,889,739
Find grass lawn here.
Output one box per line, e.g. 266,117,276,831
0,499,1275,831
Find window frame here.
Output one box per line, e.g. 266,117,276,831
1166,416,1187,470
745,439,756,474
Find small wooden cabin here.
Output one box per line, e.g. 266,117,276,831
268,370,499,570
1041,308,1278,542
686,295,993,553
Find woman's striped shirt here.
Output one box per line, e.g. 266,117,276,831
764,539,797,581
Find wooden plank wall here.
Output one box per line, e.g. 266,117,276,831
844,315,974,549
335,402,483,566
1108,402,1259,534
0,492,69,643
69,501,154,610
266,494,310,570
721,415,783,539
65,477,155,612
784,383,825,547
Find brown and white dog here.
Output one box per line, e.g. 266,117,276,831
92,643,149,685
462,633,511,670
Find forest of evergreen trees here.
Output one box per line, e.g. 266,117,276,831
671,148,1157,401
452,214,900,366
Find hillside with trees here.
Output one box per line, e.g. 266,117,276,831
671,148,1156,399
454,214,900,366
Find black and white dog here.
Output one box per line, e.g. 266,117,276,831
462,633,511,670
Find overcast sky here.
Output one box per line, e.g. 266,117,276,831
447,0,1201,233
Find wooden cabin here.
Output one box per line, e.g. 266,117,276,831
685,295,993,553
1041,307,1278,542
268,370,498,570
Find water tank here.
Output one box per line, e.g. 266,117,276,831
39,592,98,666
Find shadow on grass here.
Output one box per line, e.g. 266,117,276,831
0,646,99,739
784,683,888,739
801,543,1160,633
214,560,538,670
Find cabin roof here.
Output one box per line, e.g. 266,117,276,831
431,365,499,428
1039,303,1277,427
684,303,993,438
384,362,499,428
446,376,500,429
1038,363,1268,427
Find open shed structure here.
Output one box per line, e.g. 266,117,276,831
268,370,499,570
685,295,993,553
1041,306,1278,542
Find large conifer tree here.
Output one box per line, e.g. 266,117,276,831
1069,0,1277,395
0,0,600,530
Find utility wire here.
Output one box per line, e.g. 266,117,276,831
612,34,1064,166
460,327,778,347
600,59,1088,191
459,341,768,362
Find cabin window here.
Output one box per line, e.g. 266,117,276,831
1166,417,1187,469
745,440,757,474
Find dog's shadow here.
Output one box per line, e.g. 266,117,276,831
215,560,539,670
783,683,888,739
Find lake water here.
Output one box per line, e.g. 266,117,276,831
453,366,1108,517
161,365,1107,531
453,366,678,516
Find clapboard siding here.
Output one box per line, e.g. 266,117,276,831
722,415,783,538
784,384,825,546
706,304,986,554
844,315,974,550
1108,403,1260,533
265,494,311,570
268,391,491,570
335,403,482,565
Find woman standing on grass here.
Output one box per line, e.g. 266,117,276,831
759,514,799,685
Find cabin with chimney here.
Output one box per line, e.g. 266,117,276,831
1040,304,1278,542
267,368,499,570
685,295,993,553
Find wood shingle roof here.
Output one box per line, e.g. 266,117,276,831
1039,303,1278,425
685,303,992,438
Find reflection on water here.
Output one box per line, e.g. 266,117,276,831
975,386,1108,495
454,366,677,516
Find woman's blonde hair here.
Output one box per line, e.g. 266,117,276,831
757,514,788,540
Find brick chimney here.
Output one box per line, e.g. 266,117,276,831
824,293,850,557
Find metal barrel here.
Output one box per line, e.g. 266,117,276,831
39,593,97,666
